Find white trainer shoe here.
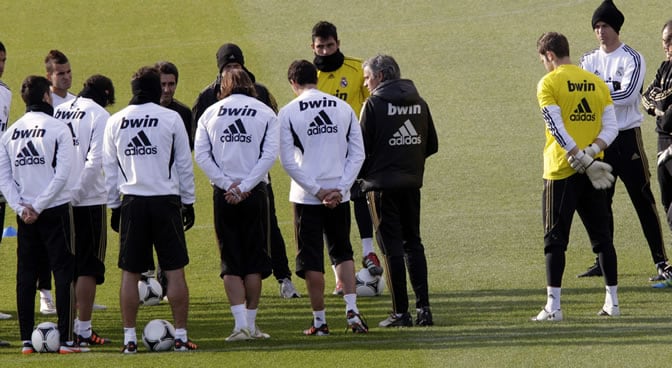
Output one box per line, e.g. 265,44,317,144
92,304,107,311
531,308,563,321
279,278,300,298
225,328,252,342
40,297,56,315
597,305,620,317
250,325,270,339
0,311,11,320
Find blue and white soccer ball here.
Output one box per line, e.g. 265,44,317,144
138,277,163,306
142,319,176,352
31,321,60,353
355,268,385,296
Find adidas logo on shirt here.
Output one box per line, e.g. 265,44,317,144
389,120,422,146
124,130,157,156
569,98,595,122
220,119,252,143
307,110,338,136
15,141,45,166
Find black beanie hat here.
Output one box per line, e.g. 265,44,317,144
592,0,625,34
216,43,245,73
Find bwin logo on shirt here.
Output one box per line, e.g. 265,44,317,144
124,130,157,156
220,119,252,143
570,98,596,122
389,120,422,146
15,141,45,166
307,110,338,136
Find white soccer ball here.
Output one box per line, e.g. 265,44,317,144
355,268,385,296
138,277,163,306
142,319,176,352
31,321,60,353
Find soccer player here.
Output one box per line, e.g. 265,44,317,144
533,32,619,321
576,0,670,281
279,60,367,335
310,21,382,295
0,41,11,348
359,55,438,327
194,68,279,341
53,74,115,346
192,43,300,299
45,50,75,107
643,20,672,287
156,61,193,150
103,66,197,353
0,75,88,353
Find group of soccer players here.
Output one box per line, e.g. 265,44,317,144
0,19,438,353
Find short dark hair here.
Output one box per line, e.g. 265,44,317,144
287,60,318,85
363,54,401,82
81,74,115,107
155,61,179,83
220,68,257,99
0,42,5,53
312,21,338,42
663,20,672,46
537,32,570,58
44,50,69,73
21,76,51,106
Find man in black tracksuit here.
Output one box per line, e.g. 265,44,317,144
359,55,438,327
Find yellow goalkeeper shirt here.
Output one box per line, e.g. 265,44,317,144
317,56,369,116
537,64,614,180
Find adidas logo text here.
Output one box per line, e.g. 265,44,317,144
387,103,421,116
567,80,595,92
307,110,338,136
124,130,157,156
299,97,336,111
15,141,45,166
220,119,252,143
570,98,596,122
389,120,422,146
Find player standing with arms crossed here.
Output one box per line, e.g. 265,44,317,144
532,32,619,321
103,66,197,353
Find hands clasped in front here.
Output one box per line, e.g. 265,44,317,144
20,203,38,224
316,188,342,209
225,182,250,205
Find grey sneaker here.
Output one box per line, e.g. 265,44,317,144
40,297,56,315
279,278,300,298
378,312,413,327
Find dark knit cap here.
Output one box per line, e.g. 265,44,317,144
592,0,625,34
216,43,245,72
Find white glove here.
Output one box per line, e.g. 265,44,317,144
585,160,615,189
568,144,600,174
657,145,672,166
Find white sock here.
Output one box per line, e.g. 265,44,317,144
246,309,258,334
605,285,618,308
78,319,92,338
175,328,187,341
231,304,247,331
545,286,561,311
313,309,326,327
362,238,374,256
40,289,53,301
123,327,137,345
343,293,358,314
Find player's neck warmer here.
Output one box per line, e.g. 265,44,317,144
129,77,161,105
26,102,54,116
80,85,108,107
314,49,345,72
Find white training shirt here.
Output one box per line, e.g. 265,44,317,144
0,111,73,215
278,88,364,205
103,102,195,209
51,91,76,108
579,43,646,131
54,97,109,206
0,81,11,203
194,93,279,193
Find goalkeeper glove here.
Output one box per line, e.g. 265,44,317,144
182,203,195,231
110,207,120,233
658,145,672,166
569,150,614,189
568,144,600,174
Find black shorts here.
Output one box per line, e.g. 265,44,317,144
73,205,107,284
214,184,272,279
293,202,354,279
117,195,189,273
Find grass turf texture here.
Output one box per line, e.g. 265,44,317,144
1,0,672,367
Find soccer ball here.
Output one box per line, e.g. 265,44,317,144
31,321,60,353
355,268,385,296
142,319,176,352
138,277,163,306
